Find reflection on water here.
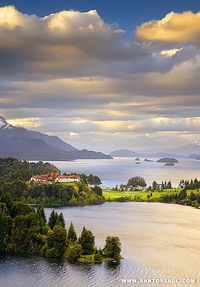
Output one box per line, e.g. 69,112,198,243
1,202,200,287
48,157,200,187
0,256,164,287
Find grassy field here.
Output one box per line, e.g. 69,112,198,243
103,188,181,202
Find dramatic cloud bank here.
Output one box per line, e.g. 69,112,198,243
136,11,200,45
0,6,200,152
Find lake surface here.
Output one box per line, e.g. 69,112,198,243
1,202,200,287
49,157,200,187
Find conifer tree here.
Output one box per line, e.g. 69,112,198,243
67,222,77,243
48,210,58,229
58,213,65,228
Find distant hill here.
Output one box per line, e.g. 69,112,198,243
190,154,200,160
110,149,142,157
110,148,183,158
167,142,200,156
0,116,111,160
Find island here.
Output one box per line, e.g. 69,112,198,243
157,158,179,164
0,195,121,263
144,158,153,162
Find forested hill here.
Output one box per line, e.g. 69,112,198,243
0,157,60,184
0,158,104,207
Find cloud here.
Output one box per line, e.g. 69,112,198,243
160,48,182,57
0,6,149,79
136,11,200,46
0,6,194,80
0,7,200,152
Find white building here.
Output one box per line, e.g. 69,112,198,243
55,175,80,183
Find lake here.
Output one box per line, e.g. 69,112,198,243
0,202,200,287
49,157,200,187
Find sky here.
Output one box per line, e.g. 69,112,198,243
0,1,200,153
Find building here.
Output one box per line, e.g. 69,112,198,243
31,172,59,183
31,175,54,184
31,173,80,184
55,175,80,183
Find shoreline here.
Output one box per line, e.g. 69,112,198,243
30,198,200,210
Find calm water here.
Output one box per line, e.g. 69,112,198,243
1,202,200,287
49,157,200,187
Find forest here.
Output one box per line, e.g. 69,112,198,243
0,158,104,206
0,194,121,263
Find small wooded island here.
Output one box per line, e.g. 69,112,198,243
157,158,179,164
0,195,121,263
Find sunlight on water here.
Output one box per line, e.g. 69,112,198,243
48,157,200,187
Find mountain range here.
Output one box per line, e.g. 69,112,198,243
110,144,200,158
0,116,111,160
110,149,184,158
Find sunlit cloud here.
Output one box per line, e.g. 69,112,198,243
8,117,42,128
136,11,200,46
160,48,183,57
0,7,200,152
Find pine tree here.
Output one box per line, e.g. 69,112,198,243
37,205,46,223
37,205,46,233
104,236,121,261
167,181,172,189
67,222,77,243
152,181,158,190
79,227,95,254
58,213,65,228
48,210,58,229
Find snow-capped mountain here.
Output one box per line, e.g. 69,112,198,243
0,116,111,160
0,116,13,130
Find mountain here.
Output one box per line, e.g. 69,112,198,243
0,137,75,161
0,117,111,160
110,148,183,158
167,142,200,156
110,149,189,158
0,116,76,152
190,154,200,160
148,152,184,158
110,149,142,157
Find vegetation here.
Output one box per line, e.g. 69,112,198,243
127,176,147,188
103,189,164,202
0,158,104,207
80,174,102,185
148,180,172,190
0,195,121,263
104,177,200,208
104,236,121,262
0,157,59,185
67,222,77,243
27,182,104,206
79,227,95,254
48,210,65,229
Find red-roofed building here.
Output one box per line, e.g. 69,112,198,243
31,172,60,184
31,173,80,183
